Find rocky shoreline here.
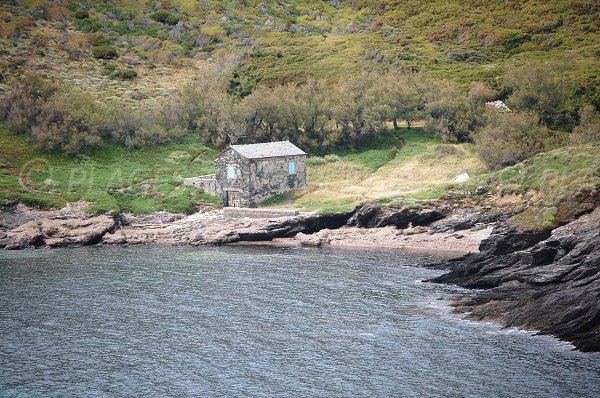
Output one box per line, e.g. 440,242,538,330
1,201,598,351
429,208,600,352
0,202,495,252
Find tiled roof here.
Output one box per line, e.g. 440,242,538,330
229,141,306,159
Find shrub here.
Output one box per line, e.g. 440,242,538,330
504,61,574,130
0,73,59,134
324,154,341,162
91,45,118,59
0,73,104,155
121,69,138,79
31,90,103,154
425,79,482,142
307,156,327,166
74,17,103,32
447,50,487,63
63,34,90,60
103,102,186,149
88,32,111,46
151,10,180,25
109,68,138,80
475,111,567,170
72,9,89,19
571,105,600,144
498,29,530,50
199,24,226,43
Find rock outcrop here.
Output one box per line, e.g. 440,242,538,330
1,214,117,249
346,203,447,228
2,202,494,249
430,209,600,352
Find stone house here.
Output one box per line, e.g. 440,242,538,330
185,141,307,208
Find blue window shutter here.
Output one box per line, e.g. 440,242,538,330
227,165,235,179
288,161,296,175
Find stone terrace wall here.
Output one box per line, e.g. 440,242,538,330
183,175,217,196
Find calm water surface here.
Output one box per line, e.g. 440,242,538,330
1,246,599,397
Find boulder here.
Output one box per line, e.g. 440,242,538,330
451,173,470,182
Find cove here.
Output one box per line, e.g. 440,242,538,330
1,246,599,397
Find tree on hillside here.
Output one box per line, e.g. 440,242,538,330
424,79,471,142
570,105,600,144
475,110,567,170
328,74,388,147
374,73,426,129
0,73,58,135
504,61,574,130
236,80,332,151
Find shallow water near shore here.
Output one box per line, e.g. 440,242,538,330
1,246,599,397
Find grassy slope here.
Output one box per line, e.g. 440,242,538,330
267,128,487,214
0,1,598,221
0,123,220,214
265,129,600,229
0,1,598,100
475,145,600,230
2,121,598,226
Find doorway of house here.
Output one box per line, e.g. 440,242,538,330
227,191,241,207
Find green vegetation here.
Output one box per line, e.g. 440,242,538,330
91,45,118,60
267,128,485,213
408,143,600,231
260,192,291,207
0,123,220,214
0,0,598,221
482,145,600,230
151,9,180,26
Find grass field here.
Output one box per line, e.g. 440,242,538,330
274,128,487,213
0,123,221,214
0,124,486,214
2,122,598,225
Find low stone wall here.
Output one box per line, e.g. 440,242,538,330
183,175,216,196
223,207,300,219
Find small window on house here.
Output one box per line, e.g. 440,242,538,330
288,160,296,175
227,165,236,180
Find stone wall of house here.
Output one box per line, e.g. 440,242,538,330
248,155,306,205
215,148,307,207
215,149,252,205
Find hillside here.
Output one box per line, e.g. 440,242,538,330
0,0,599,227
1,0,599,102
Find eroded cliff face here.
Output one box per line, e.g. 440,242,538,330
431,209,600,352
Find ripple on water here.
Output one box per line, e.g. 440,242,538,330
0,245,599,398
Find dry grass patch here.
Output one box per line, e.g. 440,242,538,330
292,141,486,210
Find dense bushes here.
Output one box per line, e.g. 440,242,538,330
475,111,567,170
0,64,595,168
91,45,118,59
151,10,180,26
0,73,181,153
0,74,102,154
0,73,58,135
570,106,600,144
31,90,103,154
